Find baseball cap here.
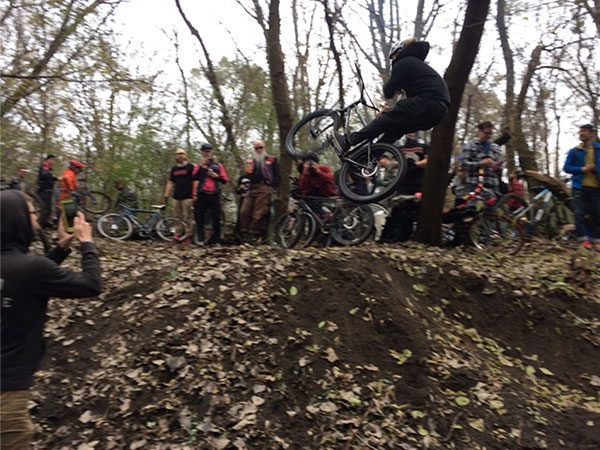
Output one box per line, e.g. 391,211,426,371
175,148,186,155
580,123,595,131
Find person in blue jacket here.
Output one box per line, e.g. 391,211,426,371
563,123,600,250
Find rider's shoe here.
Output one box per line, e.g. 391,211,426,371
581,240,592,250
332,131,351,153
172,235,181,243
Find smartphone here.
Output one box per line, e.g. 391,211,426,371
60,198,78,233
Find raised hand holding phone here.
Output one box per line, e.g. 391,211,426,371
73,213,93,243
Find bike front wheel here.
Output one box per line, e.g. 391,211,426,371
468,213,525,255
81,191,111,215
338,143,407,204
97,213,134,240
330,203,374,245
156,217,186,242
285,109,338,159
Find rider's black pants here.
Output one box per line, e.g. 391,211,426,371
38,190,53,228
195,192,221,244
348,97,448,145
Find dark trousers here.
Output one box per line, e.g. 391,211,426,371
349,97,448,145
38,190,53,227
572,187,600,241
195,193,221,244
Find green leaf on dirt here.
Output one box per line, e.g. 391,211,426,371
489,400,504,409
389,348,412,365
455,396,470,406
305,345,320,353
539,367,553,376
349,307,359,315
526,365,536,376
289,286,298,296
410,410,426,419
318,321,326,328
412,284,427,293
467,418,485,432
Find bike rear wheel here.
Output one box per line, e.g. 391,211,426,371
156,217,185,241
338,143,407,204
285,109,337,158
330,203,374,245
274,211,306,248
468,213,525,255
97,213,133,240
81,190,111,215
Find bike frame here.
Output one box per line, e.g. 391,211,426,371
120,206,162,234
509,188,554,225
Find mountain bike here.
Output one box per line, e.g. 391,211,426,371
444,172,525,254
496,171,573,239
274,193,374,248
285,63,407,204
96,204,184,241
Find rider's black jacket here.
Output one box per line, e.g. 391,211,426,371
383,41,450,107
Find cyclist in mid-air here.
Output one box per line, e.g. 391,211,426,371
334,38,450,152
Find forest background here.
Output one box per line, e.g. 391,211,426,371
1,0,599,237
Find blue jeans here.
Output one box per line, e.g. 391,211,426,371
572,187,600,242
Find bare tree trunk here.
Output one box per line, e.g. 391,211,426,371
496,0,517,172
173,33,192,154
175,0,238,157
414,0,426,38
322,0,344,108
414,0,491,246
513,45,543,172
242,0,294,215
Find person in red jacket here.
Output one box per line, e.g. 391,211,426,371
298,153,338,197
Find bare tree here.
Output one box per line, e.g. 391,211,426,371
414,0,491,246
237,0,295,210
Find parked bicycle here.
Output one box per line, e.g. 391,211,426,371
285,63,407,204
441,171,525,254
274,190,374,248
496,171,573,239
96,203,184,241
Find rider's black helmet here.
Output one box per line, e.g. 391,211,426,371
200,142,213,151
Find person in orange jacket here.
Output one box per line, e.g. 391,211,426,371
59,160,85,202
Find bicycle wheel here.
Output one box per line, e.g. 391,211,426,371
496,193,528,219
338,143,407,204
274,211,306,248
97,213,133,240
81,190,111,215
296,212,317,248
285,109,338,158
540,206,561,239
156,217,185,242
330,203,374,245
468,213,525,255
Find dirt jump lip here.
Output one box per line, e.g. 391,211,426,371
31,240,600,449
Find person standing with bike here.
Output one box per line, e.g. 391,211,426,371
298,153,338,198
333,38,450,151
239,141,280,243
37,154,58,229
563,123,600,250
59,159,85,204
461,121,503,196
163,148,195,243
193,143,229,246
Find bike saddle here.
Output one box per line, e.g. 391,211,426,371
151,204,166,210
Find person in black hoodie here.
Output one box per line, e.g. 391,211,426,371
334,38,450,151
0,190,101,448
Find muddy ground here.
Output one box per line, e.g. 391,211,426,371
29,239,599,449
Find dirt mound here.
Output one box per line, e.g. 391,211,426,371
30,241,599,449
